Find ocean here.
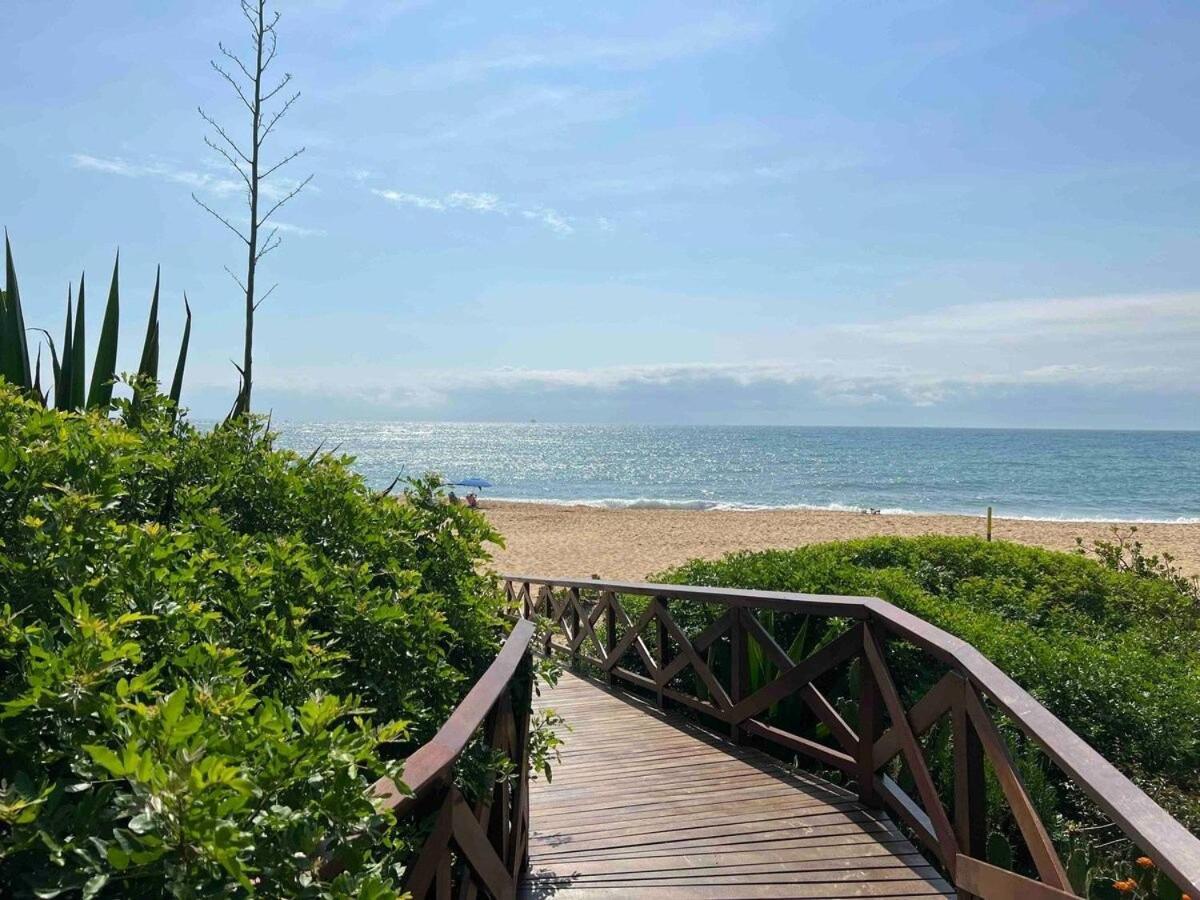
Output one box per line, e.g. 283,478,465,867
273,422,1200,523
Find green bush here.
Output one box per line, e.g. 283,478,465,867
0,383,511,897
654,537,1200,836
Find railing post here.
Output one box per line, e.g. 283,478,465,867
857,622,884,807
514,646,533,879
953,676,986,900
656,597,671,709
540,587,552,659
729,607,747,744
604,592,617,685
568,587,581,670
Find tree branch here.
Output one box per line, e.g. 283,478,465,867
198,106,253,165
193,193,250,245
260,146,304,181
218,41,255,83
240,0,259,36
257,173,312,226
254,283,279,310
261,74,294,107
262,26,279,71
223,264,248,293
203,137,252,190
211,57,253,113
259,90,298,145
254,229,281,263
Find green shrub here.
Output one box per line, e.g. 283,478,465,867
654,537,1200,836
0,383,511,897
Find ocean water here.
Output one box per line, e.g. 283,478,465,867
273,423,1200,523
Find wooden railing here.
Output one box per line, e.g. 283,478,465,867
327,618,535,899
506,575,1200,900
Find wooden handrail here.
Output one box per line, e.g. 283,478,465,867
508,574,1200,898
328,618,536,897
370,618,536,816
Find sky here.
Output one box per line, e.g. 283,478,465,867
2,0,1199,428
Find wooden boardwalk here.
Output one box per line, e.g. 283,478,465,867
523,671,954,899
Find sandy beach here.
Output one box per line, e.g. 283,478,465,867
482,501,1200,581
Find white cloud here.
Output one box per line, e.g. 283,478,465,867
230,289,1200,426
373,187,580,235
844,293,1200,345
71,153,242,195
71,153,321,235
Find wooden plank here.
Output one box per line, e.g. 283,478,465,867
954,854,1081,900
526,671,951,898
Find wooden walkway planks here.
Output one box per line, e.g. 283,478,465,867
522,671,953,899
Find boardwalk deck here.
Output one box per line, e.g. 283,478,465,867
523,671,954,899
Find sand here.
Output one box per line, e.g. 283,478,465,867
481,501,1200,582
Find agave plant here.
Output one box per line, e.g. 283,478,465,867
0,232,191,412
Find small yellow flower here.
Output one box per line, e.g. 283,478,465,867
1136,856,1154,869
1113,880,1136,894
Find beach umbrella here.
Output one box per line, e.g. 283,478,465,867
455,477,493,490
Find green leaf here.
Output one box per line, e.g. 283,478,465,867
1067,847,1090,895
985,831,1013,870
168,294,191,407
161,688,186,729
137,266,160,382
54,286,72,409
82,873,108,900
127,811,154,835
70,273,86,409
86,253,120,410
83,744,125,778
1,232,33,389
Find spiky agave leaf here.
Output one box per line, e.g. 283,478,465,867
133,267,162,410
87,253,120,411
1,232,33,390
33,328,61,405
56,285,73,409
70,274,86,409
32,342,45,405
137,266,161,382
168,294,192,407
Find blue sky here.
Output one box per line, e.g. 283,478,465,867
3,0,1199,427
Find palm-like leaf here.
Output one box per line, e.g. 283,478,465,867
169,295,192,407
133,267,162,410
2,233,33,390
70,274,87,409
87,254,120,410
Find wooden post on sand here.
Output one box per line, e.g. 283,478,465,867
986,506,993,542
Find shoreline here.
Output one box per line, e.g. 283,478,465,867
480,500,1200,581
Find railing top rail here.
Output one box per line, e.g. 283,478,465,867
369,618,536,816
506,574,1200,894
505,574,875,617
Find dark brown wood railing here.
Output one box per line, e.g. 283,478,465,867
330,618,535,898
506,575,1200,900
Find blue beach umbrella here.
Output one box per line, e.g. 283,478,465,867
454,477,493,490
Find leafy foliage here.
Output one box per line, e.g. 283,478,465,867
0,384,514,896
